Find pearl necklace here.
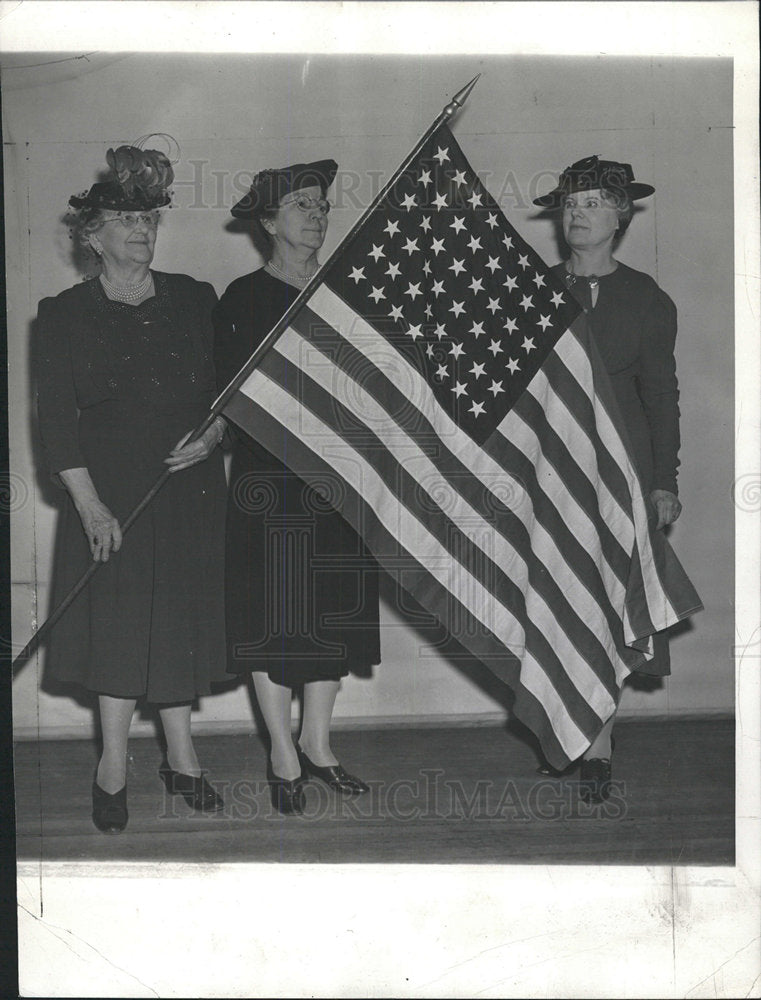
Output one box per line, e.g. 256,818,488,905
100,271,154,303
266,259,318,287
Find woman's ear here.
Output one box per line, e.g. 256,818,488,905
260,216,276,236
89,238,103,256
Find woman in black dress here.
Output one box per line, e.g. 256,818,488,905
37,146,228,832
214,160,381,814
532,156,682,801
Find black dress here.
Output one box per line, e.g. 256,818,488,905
36,272,228,701
213,268,381,687
557,261,681,675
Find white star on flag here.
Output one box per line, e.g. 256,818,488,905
520,294,534,312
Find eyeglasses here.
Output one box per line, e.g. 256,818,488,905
280,195,331,216
101,212,161,229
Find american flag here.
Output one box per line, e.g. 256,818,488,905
222,123,702,768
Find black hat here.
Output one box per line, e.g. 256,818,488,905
69,146,173,211
231,159,338,219
533,155,654,208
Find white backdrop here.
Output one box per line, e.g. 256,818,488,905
5,52,734,739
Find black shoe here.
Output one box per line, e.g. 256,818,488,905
92,781,128,834
297,746,369,795
159,763,224,813
579,757,613,804
266,761,306,815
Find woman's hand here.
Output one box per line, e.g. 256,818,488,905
650,489,682,530
164,417,225,474
59,468,122,562
77,498,123,562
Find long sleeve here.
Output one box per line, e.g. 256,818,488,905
212,283,255,394
194,278,220,376
637,286,681,495
35,296,87,476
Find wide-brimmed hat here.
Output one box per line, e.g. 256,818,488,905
230,159,338,219
69,146,173,211
533,155,654,208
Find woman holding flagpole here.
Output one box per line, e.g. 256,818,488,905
36,146,228,832
213,160,381,816
532,155,682,803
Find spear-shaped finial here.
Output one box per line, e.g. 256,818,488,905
443,74,481,120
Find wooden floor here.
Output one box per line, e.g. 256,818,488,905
14,717,734,865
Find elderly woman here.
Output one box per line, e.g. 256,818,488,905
532,155,682,802
534,156,682,802
213,159,381,815
36,147,228,832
